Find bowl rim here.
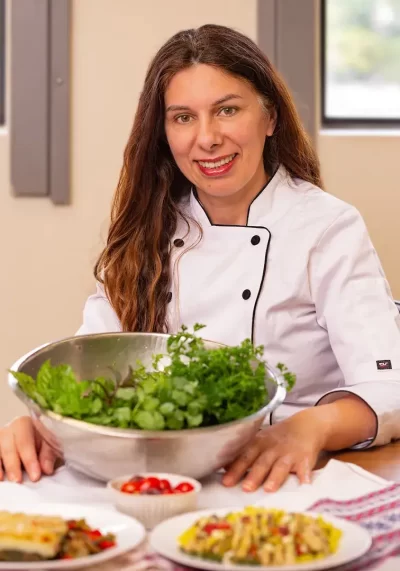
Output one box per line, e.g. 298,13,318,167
107,472,202,497
8,332,287,439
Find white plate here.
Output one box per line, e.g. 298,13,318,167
0,502,146,570
150,507,372,571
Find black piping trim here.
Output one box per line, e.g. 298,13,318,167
193,165,280,228
251,227,271,344
184,219,272,343
191,169,276,344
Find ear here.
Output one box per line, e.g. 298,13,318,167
265,107,277,137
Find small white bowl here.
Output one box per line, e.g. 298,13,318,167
107,472,202,529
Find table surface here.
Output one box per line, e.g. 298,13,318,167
319,440,400,481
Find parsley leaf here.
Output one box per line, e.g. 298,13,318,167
10,325,295,430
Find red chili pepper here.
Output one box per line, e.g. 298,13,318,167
203,522,231,534
85,529,102,539
98,540,116,550
249,544,258,557
296,544,307,556
61,554,73,559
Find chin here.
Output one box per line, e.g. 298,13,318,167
200,182,243,198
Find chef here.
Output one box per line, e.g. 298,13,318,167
2,24,400,491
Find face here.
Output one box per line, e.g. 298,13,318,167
164,64,276,200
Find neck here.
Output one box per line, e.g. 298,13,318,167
196,166,268,226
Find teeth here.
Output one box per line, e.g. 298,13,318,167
198,154,235,168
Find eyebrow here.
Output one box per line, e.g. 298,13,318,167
165,93,243,113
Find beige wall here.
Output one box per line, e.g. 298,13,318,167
318,133,400,299
0,1,258,423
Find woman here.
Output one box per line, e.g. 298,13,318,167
2,24,400,491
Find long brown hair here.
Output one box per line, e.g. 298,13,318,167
95,24,322,333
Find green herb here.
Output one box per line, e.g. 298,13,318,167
11,324,295,431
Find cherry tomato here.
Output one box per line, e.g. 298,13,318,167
162,489,174,495
121,481,141,494
174,482,195,494
159,478,172,492
138,477,161,493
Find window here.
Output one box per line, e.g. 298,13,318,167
0,0,5,126
322,0,400,125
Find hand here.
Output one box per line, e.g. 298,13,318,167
222,408,327,492
0,416,60,483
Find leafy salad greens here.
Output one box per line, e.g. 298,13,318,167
11,325,295,431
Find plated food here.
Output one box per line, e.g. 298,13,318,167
151,506,372,571
178,507,341,566
0,502,145,571
0,511,115,562
11,325,295,431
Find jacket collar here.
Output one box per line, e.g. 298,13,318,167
189,165,298,228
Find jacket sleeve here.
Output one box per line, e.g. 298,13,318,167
308,206,400,448
76,282,122,335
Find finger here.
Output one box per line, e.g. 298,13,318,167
242,449,280,492
0,429,22,483
13,419,41,482
263,455,294,492
222,444,261,487
295,456,313,485
39,441,58,475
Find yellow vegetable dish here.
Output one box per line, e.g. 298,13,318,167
178,507,342,566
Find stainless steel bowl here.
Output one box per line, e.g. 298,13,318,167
8,333,286,482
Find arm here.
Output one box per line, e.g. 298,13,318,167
76,281,122,335
309,206,400,448
297,394,377,452
224,206,400,492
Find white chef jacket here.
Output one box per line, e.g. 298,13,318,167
77,165,400,448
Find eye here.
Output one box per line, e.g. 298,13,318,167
175,114,193,124
218,107,238,117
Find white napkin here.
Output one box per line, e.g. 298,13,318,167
0,458,389,510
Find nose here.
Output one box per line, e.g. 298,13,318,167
196,117,223,151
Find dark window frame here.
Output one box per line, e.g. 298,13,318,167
321,0,400,129
0,0,5,126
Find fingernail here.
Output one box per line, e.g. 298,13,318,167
303,475,311,485
43,460,54,474
8,474,20,483
264,481,275,492
31,467,41,481
243,482,255,492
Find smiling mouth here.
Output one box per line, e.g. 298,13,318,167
196,153,237,168
195,153,238,177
